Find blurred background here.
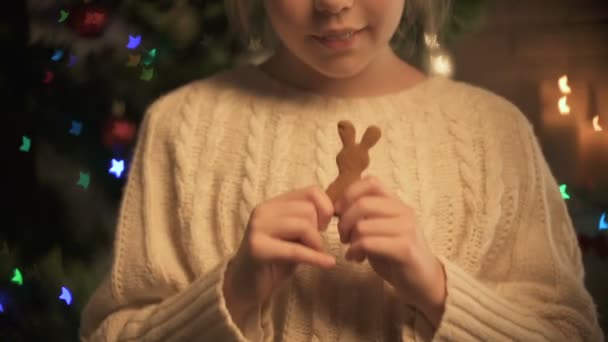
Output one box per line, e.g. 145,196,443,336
1,0,606,340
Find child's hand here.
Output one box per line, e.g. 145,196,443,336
226,185,336,309
334,175,446,311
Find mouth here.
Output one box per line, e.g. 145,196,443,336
312,27,366,50
312,27,366,40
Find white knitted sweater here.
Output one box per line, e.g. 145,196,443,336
79,64,604,341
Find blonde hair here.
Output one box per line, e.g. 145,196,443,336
224,0,453,64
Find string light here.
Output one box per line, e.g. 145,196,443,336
424,33,454,78
560,184,570,199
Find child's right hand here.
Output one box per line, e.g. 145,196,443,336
225,185,336,309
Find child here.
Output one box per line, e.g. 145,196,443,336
80,0,604,341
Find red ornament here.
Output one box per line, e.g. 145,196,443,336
69,4,109,38
102,117,137,148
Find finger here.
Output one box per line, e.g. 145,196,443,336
268,185,334,230
257,200,315,234
347,217,402,244
346,249,367,263
303,186,334,230
335,175,391,215
346,236,407,265
271,217,326,253
269,184,322,203
256,234,336,269
279,200,324,233
338,197,401,243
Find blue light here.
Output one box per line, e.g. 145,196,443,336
600,213,608,231
59,286,72,305
126,35,142,49
70,121,82,136
109,159,125,178
51,49,64,62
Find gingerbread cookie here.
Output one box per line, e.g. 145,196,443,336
326,120,382,216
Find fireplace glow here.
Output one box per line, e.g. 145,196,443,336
558,96,571,115
592,115,603,132
558,75,572,94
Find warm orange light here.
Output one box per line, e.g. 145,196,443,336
558,96,571,115
558,75,571,94
593,115,603,131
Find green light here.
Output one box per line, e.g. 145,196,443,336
20,136,31,152
11,268,22,286
140,67,154,81
560,184,570,200
77,172,90,189
142,48,156,66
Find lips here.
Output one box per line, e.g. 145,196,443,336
314,27,365,39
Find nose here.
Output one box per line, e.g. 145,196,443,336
314,0,354,15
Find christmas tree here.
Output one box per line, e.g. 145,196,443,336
3,0,492,340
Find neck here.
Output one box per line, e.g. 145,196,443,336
259,45,426,98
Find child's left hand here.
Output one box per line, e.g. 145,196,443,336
335,175,446,309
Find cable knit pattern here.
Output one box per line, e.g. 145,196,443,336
265,97,304,342
384,96,439,340
172,83,206,279
205,89,230,259
386,100,409,206
471,93,508,275
173,84,199,235
408,102,442,256
186,86,233,274
239,98,267,246
441,102,483,274
313,100,335,195
265,107,291,200
79,64,604,342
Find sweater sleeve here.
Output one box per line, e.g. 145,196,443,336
78,85,255,342
416,96,604,341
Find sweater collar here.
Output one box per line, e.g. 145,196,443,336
236,63,443,108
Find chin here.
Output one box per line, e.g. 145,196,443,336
308,58,370,79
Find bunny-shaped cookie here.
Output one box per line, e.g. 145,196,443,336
326,120,382,216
